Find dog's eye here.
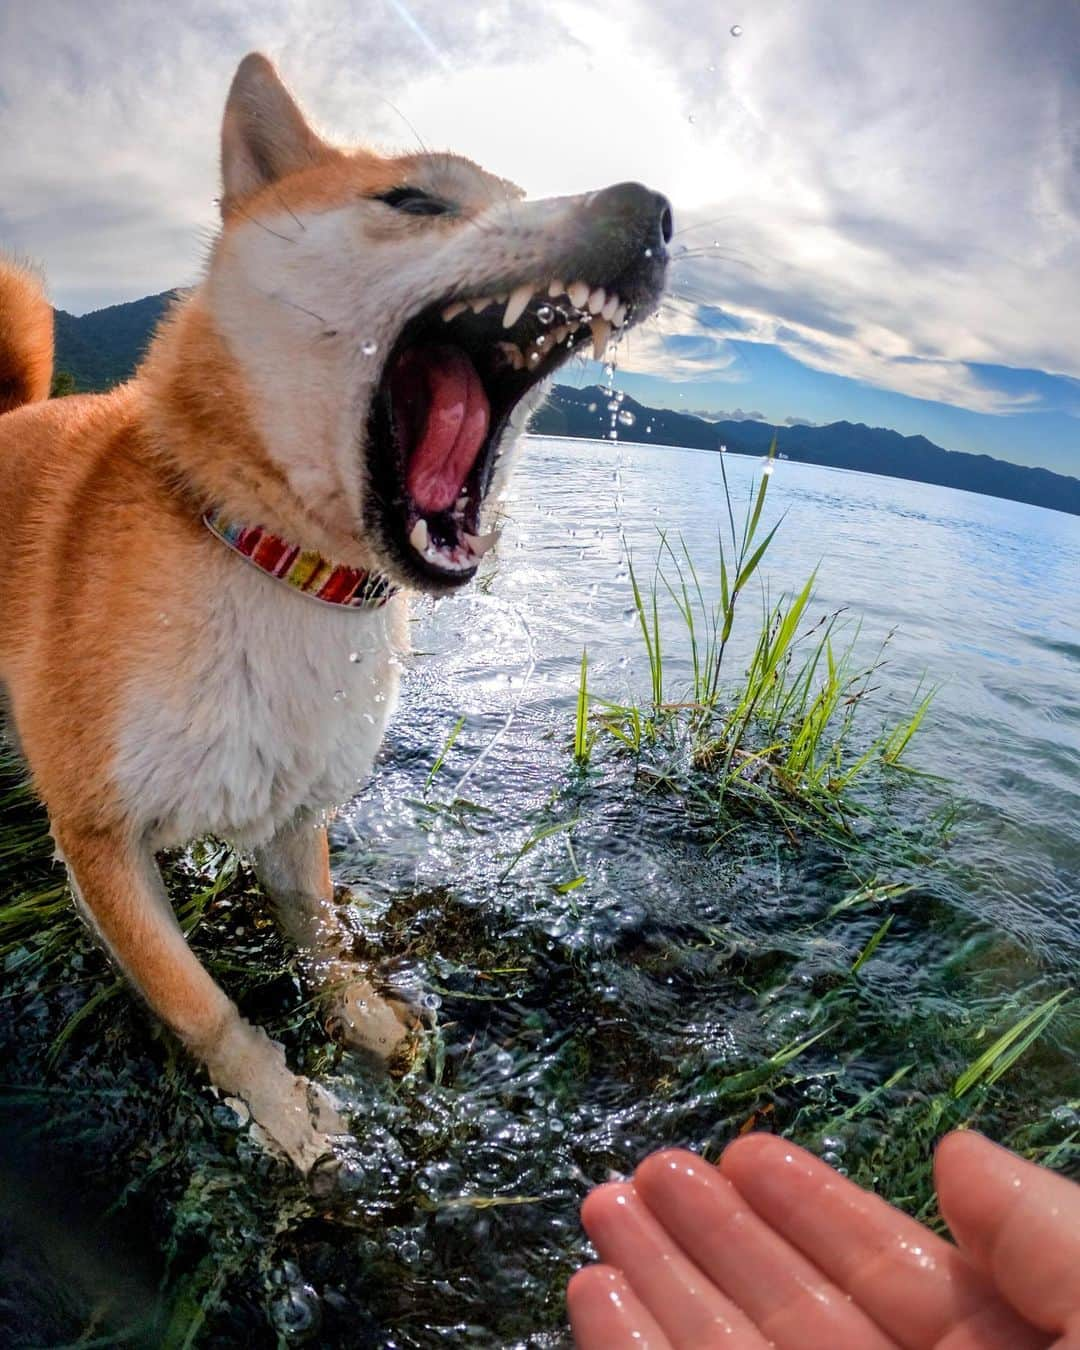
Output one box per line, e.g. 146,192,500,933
375,187,453,217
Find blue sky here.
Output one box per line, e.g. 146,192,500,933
575,330,1080,475
0,0,1077,477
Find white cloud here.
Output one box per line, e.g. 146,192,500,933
0,0,1076,421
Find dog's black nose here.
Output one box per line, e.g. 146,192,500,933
585,181,673,254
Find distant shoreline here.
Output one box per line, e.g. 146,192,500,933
530,385,1080,519
525,432,1080,519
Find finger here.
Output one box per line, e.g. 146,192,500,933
634,1148,898,1349
567,1264,674,1350
935,1300,1054,1350
580,1181,769,1348
721,1133,1037,1349
935,1131,1080,1336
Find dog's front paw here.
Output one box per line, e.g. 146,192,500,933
205,1017,351,1176
323,975,423,1069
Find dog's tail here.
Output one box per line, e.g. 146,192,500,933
0,258,54,416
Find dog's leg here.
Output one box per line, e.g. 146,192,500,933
57,825,347,1174
252,813,418,1064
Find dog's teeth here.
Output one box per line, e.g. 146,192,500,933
548,277,565,299
442,301,468,322
612,302,628,328
588,287,606,315
591,317,612,360
567,280,590,309
463,529,500,556
409,518,429,552
469,296,492,313
601,292,620,321
503,283,534,329
496,340,526,370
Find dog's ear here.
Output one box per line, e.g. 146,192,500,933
220,53,335,214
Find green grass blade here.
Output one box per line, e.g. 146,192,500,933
426,714,466,791
851,914,893,973
952,991,1069,1097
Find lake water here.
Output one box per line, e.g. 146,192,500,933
4,434,1078,1347
361,434,1080,965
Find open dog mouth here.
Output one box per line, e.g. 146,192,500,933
366,271,663,589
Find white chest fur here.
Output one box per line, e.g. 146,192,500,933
115,556,407,850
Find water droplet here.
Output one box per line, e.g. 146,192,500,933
616,390,625,402
643,247,653,258
333,689,346,702
762,461,775,476
607,399,619,412
270,1286,321,1338
719,443,727,453
707,61,717,73
730,23,743,37
361,338,377,356
587,402,597,412
608,429,618,439
822,1150,842,1168
348,651,361,663
603,363,615,378
536,304,554,324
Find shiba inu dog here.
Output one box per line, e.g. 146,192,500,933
0,53,670,1177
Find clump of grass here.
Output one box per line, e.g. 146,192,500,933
581,444,935,847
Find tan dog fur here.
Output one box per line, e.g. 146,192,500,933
0,53,669,1175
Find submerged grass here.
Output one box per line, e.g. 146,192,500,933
0,448,1077,1346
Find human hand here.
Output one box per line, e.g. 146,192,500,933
568,1130,1080,1348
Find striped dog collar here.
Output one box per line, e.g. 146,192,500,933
203,509,396,609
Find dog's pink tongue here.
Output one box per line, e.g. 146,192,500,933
404,346,490,514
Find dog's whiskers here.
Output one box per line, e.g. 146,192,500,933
229,200,299,244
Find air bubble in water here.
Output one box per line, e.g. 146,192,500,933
730,24,743,37
361,338,377,356
536,304,554,324
617,409,636,426
270,1286,321,1339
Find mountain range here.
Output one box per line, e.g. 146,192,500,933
51,293,1080,518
